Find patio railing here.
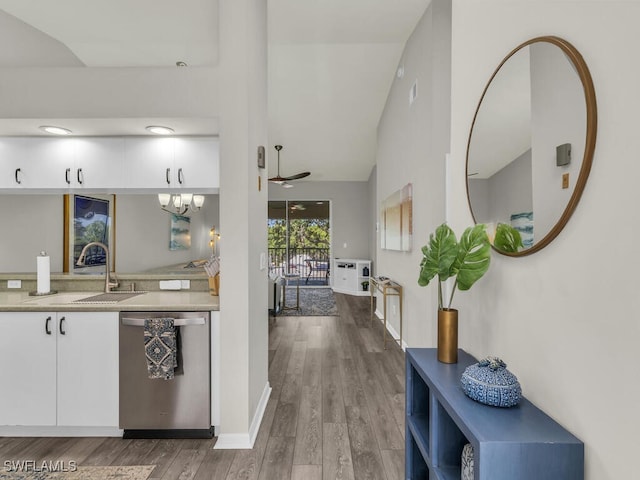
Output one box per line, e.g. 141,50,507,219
268,247,330,284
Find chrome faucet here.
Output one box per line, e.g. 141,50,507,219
76,241,119,292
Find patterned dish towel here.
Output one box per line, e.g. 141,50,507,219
144,318,177,380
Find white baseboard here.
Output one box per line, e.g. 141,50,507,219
214,382,271,450
374,310,408,351
0,426,122,437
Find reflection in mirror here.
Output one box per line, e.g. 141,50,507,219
466,36,596,256
0,194,219,273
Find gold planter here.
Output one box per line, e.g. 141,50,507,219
208,274,220,296
437,308,458,363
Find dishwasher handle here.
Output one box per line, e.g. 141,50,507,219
121,317,206,327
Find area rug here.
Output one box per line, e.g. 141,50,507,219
0,465,154,480
282,287,338,316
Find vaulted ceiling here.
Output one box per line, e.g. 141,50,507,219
0,0,429,181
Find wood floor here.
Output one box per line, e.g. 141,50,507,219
0,293,406,480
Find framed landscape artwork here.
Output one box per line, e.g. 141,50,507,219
63,194,115,273
380,183,412,251
170,214,191,251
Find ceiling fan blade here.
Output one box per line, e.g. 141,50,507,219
271,145,311,184
282,171,311,181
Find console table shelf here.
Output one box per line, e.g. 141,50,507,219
406,348,584,480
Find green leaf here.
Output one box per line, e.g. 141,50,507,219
418,224,458,287
493,223,523,253
453,224,491,291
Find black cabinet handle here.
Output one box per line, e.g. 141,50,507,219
45,316,52,335
76,168,83,185
59,316,66,335
65,168,71,184
166,168,171,185
15,168,22,184
178,168,184,184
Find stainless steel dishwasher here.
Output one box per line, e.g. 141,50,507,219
119,311,212,438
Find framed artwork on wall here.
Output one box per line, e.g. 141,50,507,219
63,194,116,273
380,183,412,251
170,213,191,251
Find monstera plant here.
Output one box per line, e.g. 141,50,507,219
418,223,491,363
493,223,524,253
418,223,491,309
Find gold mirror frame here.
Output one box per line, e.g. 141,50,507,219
465,36,597,256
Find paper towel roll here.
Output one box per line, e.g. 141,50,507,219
37,252,50,294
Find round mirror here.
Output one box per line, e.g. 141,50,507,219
466,36,597,256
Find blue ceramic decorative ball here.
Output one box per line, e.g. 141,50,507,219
460,356,522,407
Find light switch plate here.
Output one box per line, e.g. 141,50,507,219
7,280,21,289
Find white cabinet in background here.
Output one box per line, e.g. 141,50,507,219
124,137,220,191
0,311,119,428
332,259,371,296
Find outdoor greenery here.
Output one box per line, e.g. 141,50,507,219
268,219,330,249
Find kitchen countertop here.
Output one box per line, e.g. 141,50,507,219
0,290,219,312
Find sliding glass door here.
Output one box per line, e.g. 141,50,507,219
267,200,330,286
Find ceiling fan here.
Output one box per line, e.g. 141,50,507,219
268,145,310,187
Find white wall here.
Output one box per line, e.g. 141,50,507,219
217,0,269,447
468,149,533,230
530,41,585,238
368,165,377,263
449,1,639,478
376,0,451,346
0,194,219,273
268,181,370,262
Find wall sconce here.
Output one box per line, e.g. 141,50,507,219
158,193,205,215
209,226,221,255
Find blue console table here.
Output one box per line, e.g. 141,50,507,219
406,348,584,480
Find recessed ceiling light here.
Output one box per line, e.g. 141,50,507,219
146,126,175,135
39,125,72,135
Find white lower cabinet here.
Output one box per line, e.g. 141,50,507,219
0,311,118,428
0,312,57,425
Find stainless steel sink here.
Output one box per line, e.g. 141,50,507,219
23,291,146,305
72,292,146,304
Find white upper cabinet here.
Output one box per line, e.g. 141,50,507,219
123,137,175,189
173,137,220,190
124,137,219,191
73,138,124,190
0,136,218,192
1,137,75,189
